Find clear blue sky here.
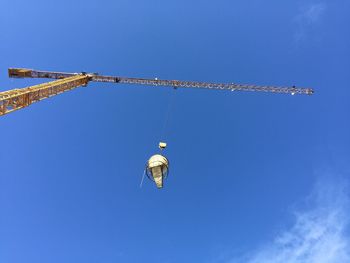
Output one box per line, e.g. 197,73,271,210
1,0,349,262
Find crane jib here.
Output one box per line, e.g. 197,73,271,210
7,68,314,95
0,68,314,116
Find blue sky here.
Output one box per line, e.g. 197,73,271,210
0,0,349,262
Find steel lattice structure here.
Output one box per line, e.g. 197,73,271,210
0,68,314,116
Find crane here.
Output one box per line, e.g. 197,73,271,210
0,67,314,188
0,68,313,116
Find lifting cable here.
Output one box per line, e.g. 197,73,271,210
159,87,177,144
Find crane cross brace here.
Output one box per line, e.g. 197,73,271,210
0,68,314,116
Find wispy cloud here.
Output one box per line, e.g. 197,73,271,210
294,2,327,43
301,3,327,24
224,177,350,263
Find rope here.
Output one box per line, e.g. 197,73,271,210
159,88,177,142
140,169,146,188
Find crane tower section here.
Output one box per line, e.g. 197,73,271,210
1,74,89,116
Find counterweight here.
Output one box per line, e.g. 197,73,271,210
0,68,314,116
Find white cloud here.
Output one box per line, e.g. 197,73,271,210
294,2,327,43
225,177,350,263
302,3,327,24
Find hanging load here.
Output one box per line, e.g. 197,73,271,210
145,142,169,188
146,154,169,188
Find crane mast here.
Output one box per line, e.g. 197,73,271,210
0,68,314,116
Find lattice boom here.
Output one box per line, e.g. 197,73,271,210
0,75,89,116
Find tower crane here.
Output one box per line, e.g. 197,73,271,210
0,68,314,188
0,68,313,116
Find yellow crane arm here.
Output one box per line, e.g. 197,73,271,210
0,74,89,116
8,68,314,95
0,68,314,116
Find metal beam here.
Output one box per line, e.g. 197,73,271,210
8,68,314,95
0,75,89,116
